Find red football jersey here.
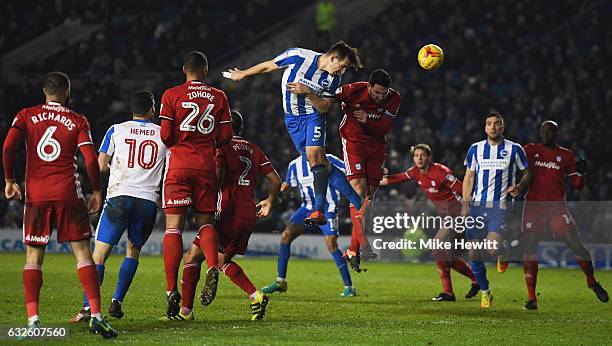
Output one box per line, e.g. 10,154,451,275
160,80,232,171
524,143,584,201
335,81,401,144
388,163,462,212
10,101,94,202
216,136,275,216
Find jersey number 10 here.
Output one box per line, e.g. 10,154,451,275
124,139,159,169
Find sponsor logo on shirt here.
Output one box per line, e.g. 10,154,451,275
479,158,509,170
534,160,561,170
297,77,324,95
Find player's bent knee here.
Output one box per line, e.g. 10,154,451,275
325,236,338,253
126,243,141,259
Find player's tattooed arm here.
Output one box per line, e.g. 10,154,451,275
225,60,278,81
461,168,476,216
257,170,282,218
508,168,532,197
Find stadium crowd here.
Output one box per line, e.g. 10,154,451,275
1,0,611,238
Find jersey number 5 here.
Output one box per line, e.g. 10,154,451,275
180,102,215,134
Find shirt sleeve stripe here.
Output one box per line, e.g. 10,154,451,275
78,141,94,147
159,115,173,120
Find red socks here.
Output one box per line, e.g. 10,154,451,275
181,262,201,310
222,262,256,296
577,259,597,287
349,205,362,253
163,228,183,291
197,225,219,270
451,257,477,283
523,261,539,301
77,260,101,315
23,264,42,320
435,261,453,294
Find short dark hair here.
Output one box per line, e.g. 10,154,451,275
130,90,155,115
231,110,243,134
42,72,70,95
485,110,504,123
410,143,432,157
368,69,392,88
327,40,363,69
183,51,208,73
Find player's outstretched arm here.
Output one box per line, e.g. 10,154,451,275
226,60,278,82
256,169,282,218
79,144,102,214
2,127,24,200
380,172,411,186
461,169,475,216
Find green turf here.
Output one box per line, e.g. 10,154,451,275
0,253,610,345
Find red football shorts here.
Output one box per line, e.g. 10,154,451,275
522,201,576,237
163,168,217,214
436,201,462,218
23,199,92,245
216,205,257,257
341,138,387,187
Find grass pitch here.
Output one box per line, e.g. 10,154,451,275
0,252,610,345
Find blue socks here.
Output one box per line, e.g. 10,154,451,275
277,243,291,279
310,164,329,213
113,257,139,302
470,260,489,291
329,165,362,209
84,264,105,307
331,249,352,286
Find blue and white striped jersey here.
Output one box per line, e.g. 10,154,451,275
274,48,341,116
285,154,344,213
464,138,528,208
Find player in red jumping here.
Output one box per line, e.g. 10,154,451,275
159,51,233,318
166,110,281,321
289,68,400,272
2,72,117,338
520,120,608,310
380,144,480,301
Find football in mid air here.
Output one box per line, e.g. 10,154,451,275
418,44,444,70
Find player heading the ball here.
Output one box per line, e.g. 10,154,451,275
225,41,368,227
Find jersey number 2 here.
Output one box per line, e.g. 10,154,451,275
180,102,215,134
238,156,252,186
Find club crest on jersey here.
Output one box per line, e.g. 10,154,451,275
556,156,562,162
431,181,436,186
355,163,362,170
320,79,331,88
500,149,508,158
